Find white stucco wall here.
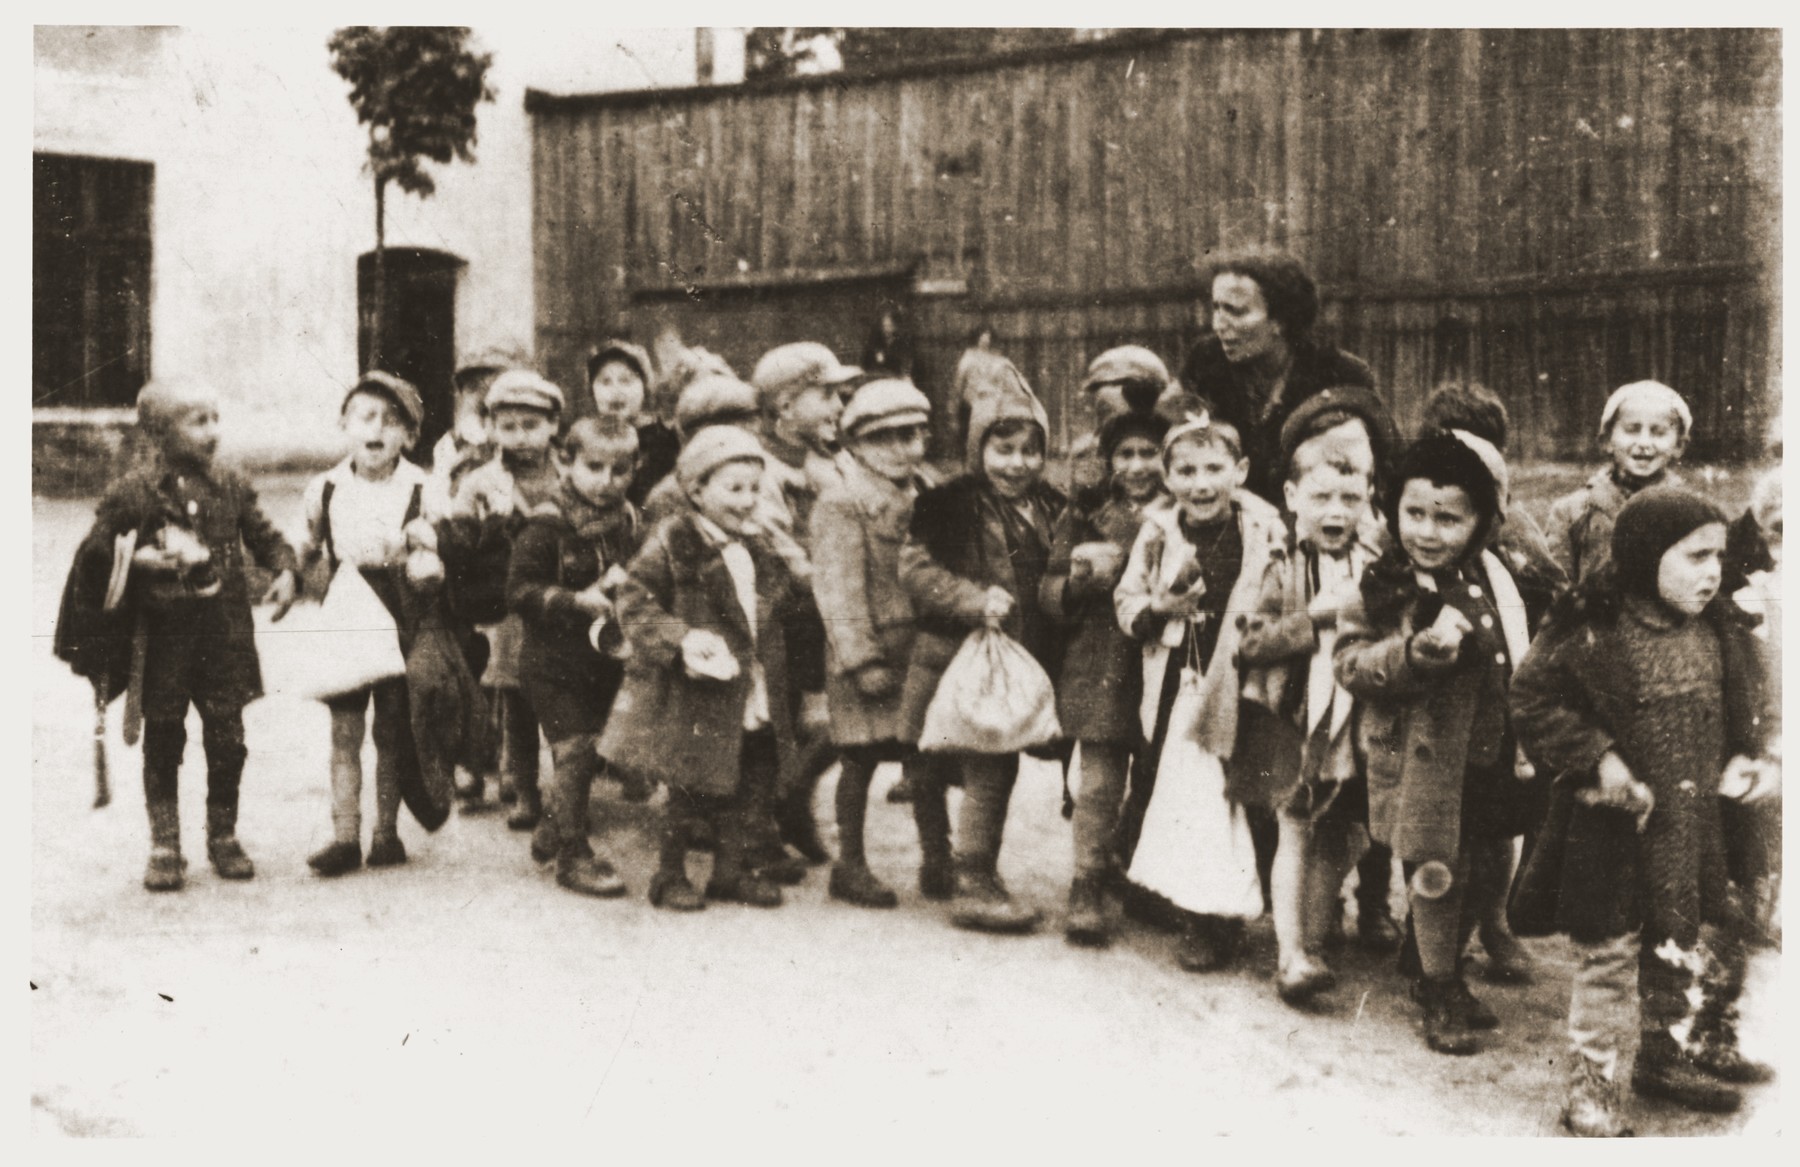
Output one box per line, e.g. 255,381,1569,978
34,25,729,464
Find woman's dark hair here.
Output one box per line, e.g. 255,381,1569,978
1199,247,1320,343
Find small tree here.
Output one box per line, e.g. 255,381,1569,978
328,26,495,371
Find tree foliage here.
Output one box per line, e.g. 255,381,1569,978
745,28,1122,81
327,26,496,199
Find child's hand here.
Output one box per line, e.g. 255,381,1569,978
403,518,439,554
261,569,298,622
1581,750,1655,831
131,542,183,574
680,628,739,681
982,587,1016,629
600,565,631,594
1720,755,1780,804
1069,542,1124,584
1307,581,1357,628
854,663,900,699
1150,583,1205,619
573,582,612,619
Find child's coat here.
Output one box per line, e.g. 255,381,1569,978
1545,467,1683,586
1040,489,1155,745
1332,549,1533,864
598,511,802,798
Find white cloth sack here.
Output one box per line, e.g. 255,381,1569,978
918,629,1062,755
267,566,406,703
1129,667,1263,918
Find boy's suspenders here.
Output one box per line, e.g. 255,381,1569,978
319,477,423,575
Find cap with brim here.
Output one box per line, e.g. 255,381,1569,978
1082,345,1171,394
676,425,767,497
485,369,565,415
752,342,862,411
676,373,761,435
455,342,531,385
344,371,425,432
841,378,931,440
1277,385,1399,476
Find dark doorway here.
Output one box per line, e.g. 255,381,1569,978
358,247,464,461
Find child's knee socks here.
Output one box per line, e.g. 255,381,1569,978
834,751,877,866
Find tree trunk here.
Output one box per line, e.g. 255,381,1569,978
370,173,387,372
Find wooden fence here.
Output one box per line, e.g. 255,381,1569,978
529,28,1780,461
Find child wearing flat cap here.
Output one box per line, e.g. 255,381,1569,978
296,373,442,876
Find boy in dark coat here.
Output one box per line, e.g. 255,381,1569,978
599,427,806,911
1511,488,1776,1135
1042,404,1168,947
899,377,1065,933
66,378,298,890
508,416,641,897
1332,433,1540,1056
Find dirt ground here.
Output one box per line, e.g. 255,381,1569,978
30,473,1780,1138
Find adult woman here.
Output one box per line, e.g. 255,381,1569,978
1173,247,1404,950
1178,249,1379,504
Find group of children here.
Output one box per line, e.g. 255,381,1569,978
57,332,1779,1137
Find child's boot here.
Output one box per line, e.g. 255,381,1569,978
1063,874,1111,948
308,839,363,876
919,846,957,902
1689,992,1775,1085
1631,1030,1742,1112
143,801,185,892
367,833,407,867
705,824,783,908
367,760,407,867
648,816,704,911
949,855,1041,933
1355,847,1403,951
556,840,627,898
1562,1056,1631,1137
1275,951,1337,1007
506,785,542,831
829,862,899,909
1415,976,1479,1056
205,804,255,880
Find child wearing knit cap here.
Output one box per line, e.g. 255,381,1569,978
898,371,1065,933
1545,379,1692,585
1332,433,1543,1055
439,370,567,831
1511,487,1777,1135
599,426,807,911
1042,403,1169,947
298,373,442,876
809,378,936,908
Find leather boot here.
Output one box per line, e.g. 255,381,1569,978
506,788,541,831
205,805,255,880
829,862,899,909
1450,977,1500,1030
1688,998,1775,1085
308,840,363,876
1562,1056,1631,1137
1632,1029,1742,1112
1416,976,1479,1056
367,832,408,867
919,853,957,901
705,824,783,907
1275,951,1337,1007
949,858,1041,933
1479,919,1538,984
557,854,628,898
776,785,831,865
143,801,185,892
1064,874,1111,948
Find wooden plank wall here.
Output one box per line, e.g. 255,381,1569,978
531,28,1780,461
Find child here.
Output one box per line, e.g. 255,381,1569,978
810,379,935,907
1546,380,1691,585
67,378,298,890
441,370,566,831
507,415,640,897
752,341,865,864
1238,426,1382,1003
1042,404,1169,946
1066,345,1171,510
1511,488,1776,1134
899,381,1065,932
1115,412,1284,971
598,426,805,911
1332,433,1538,1055
588,339,678,510
1418,381,1569,984
298,373,438,876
